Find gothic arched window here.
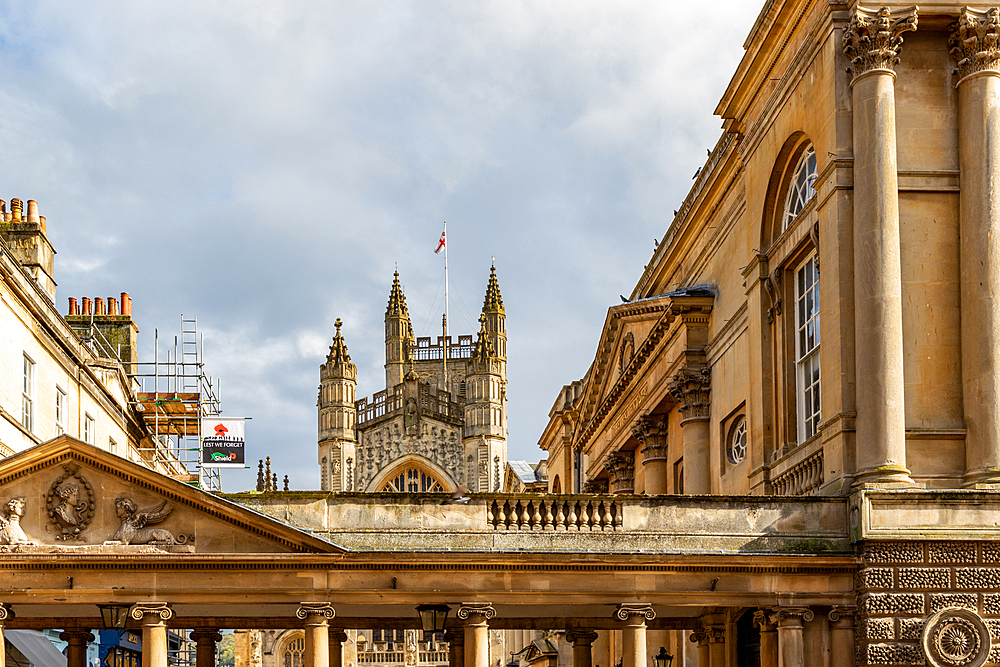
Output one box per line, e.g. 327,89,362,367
282,636,305,667
782,145,818,229
383,467,445,492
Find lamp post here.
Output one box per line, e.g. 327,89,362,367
651,647,672,667
416,604,451,634
97,604,131,629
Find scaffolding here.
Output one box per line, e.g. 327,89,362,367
129,315,224,491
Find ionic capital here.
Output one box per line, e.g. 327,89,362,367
633,415,669,461
614,603,655,622
688,630,707,645
843,6,918,81
951,7,1000,83
827,605,856,625
189,630,223,644
329,630,349,644
59,631,95,644
442,630,464,645
752,610,776,631
565,630,599,646
457,602,496,621
296,602,336,621
773,606,814,626
130,602,174,623
668,367,711,422
0,603,12,622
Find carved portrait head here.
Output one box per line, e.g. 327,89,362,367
4,497,25,518
115,497,138,519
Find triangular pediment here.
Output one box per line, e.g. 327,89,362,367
0,436,339,554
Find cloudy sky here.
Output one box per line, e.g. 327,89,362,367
1,1,763,491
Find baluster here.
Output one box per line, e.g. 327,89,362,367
487,500,495,529
555,501,567,531
543,500,555,530
601,501,613,532
501,500,512,529
566,501,579,531
531,501,542,530
519,501,530,530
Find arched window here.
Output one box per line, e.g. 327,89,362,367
727,416,748,465
382,467,445,492
282,636,305,667
783,145,818,229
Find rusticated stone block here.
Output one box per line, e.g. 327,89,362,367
983,542,1000,563
861,593,924,616
928,541,977,564
984,594,1000,614
856,642,923,665
898,567,949,589
957,567,1000,589
929,593,977,612
863,542,923,564
987,618,1000,641
896,618,923,640
860,617,894,640
857,567,894,590
990,644,1000,664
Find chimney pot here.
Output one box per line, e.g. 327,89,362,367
95,297,105,315
68,297,78,316
26,200,38,223
9,199,21,221
39,215,46,234
108,297,119,315
120,292,132,316
82,297,92,315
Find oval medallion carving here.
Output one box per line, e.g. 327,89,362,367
922,608,991,667
46,463,95,541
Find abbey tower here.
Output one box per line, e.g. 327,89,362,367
318,267,507,493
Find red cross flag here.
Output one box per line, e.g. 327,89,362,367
435,229,446,254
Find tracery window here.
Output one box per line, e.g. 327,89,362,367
283,637,305,667
795,255,821,442
782,145,817,229
383,467,445,492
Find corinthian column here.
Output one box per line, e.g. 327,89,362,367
297,603,336,667
458,603,495,667
951,7,1000,487
615,604,654,667
668,368,711,494
633,415,669,494
130,603,173,667
843,5,917,487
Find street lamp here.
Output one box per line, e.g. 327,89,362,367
97,604,130,629
416,604,451,633
651,647,673,667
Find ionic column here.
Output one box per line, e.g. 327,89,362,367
827,607,855,667
614,604,654,667
752,611,777,667
457,603,494,667
774,607,813,667
951,7,1000,486
566,630,598,667
633,416,669,495
688,631,708,667
328,630,348,667
705,628,725,667
130,603,173,667
190,630,223,667
843,5,918,487
0,603,10,667
668,369,711,494
59,630,94,667
297,603,336,667
444,630,464,667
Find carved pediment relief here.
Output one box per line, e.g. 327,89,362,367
0,436,337,554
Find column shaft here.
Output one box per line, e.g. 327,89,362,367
60,631,94,667
463,620,488,667
620,619,645,667
754,612,777,667
190,631,223,667
445,630,464,667
329,631,347,667
304,618,330,667
959,69,1000,485
567,631,598,667
775,609,811,667
681,420,710,494
142,619,169,667
827,609,855,667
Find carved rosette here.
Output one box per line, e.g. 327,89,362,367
129,602,174,622
456,602,496,621
843,6,918,81
605,452,635,494
951,8,1000,83
565,630,599,646
632,415,669,462
922,608,991,667
668,368,711,423
614,603,655,622
296,603,336,620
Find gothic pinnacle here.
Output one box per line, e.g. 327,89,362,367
386,270,410,317
482,265,504,314
326,317,352,364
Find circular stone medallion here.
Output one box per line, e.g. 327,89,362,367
922,607,991,667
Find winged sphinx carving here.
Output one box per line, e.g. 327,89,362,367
112,497,189,545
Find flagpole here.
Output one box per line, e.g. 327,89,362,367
443,221,449,391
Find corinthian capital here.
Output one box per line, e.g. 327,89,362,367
843,6,918,80
605,451,635,494
951,7,1000,82
668,367,711,422
632,415,669,461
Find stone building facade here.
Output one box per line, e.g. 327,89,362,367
317,268,508,495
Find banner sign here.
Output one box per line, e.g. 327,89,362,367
201,417,245,468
